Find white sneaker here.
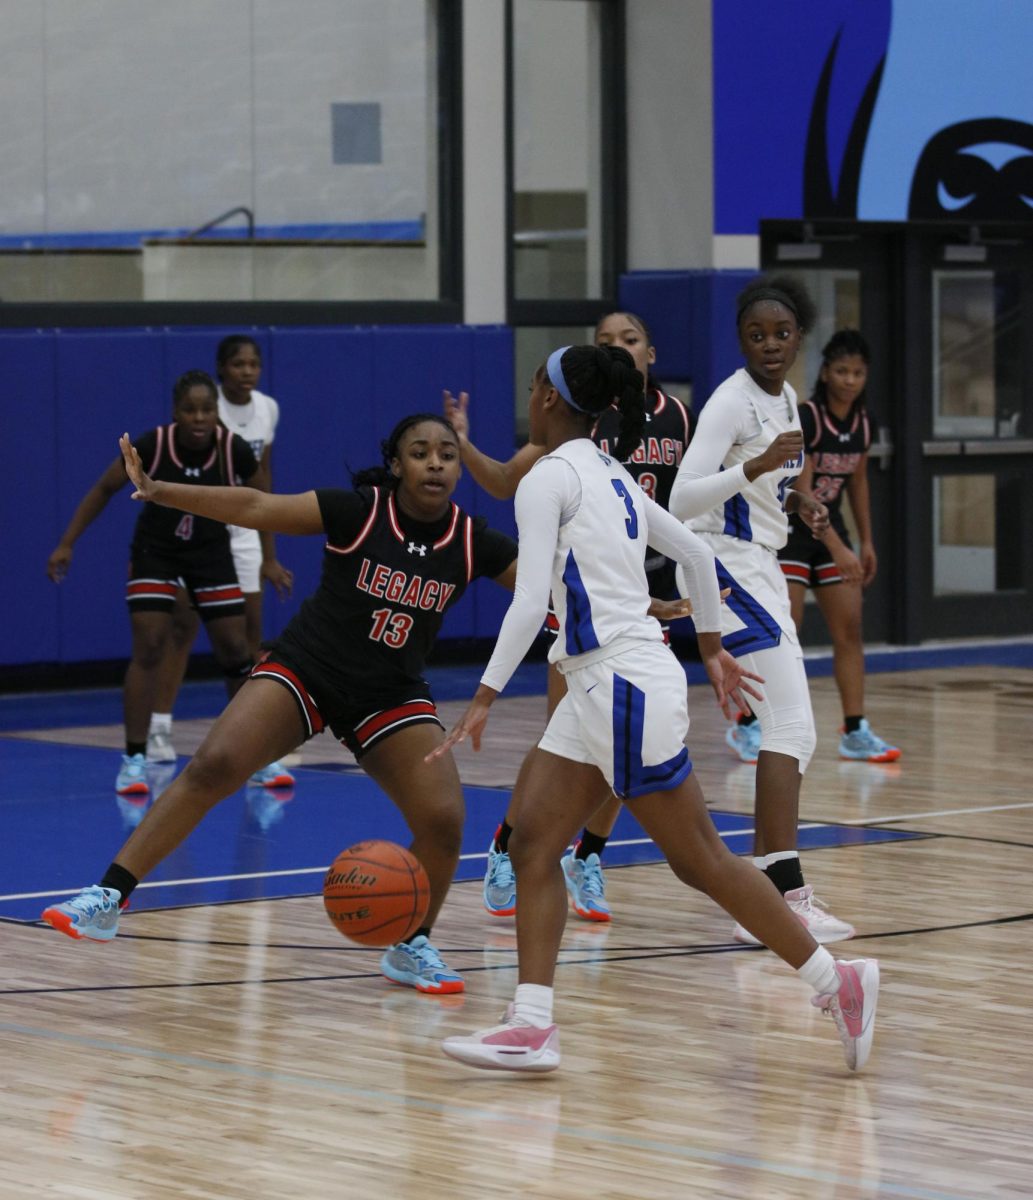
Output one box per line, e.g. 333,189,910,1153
733,884,855,946
443,1013,560,1072
145,728,176,763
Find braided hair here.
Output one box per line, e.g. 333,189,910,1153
350,412,458,488
735,273,817,334
172,369,218,406
550,344,646,461
813,329,871,413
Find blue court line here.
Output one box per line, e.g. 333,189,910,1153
0,1019,985,1200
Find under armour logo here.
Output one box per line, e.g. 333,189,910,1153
184,467,201,477
407,542,427,556
838,433,851,443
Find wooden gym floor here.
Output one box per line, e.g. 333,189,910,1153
1,649,1031,1199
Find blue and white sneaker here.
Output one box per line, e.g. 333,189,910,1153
380,935,464,994
726,719,761,764
41,885,123,942
116,753,149,795
249,759,296,788
483,839,517,917
561,850,611,922
840,720,901,763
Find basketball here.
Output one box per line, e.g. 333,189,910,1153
322,840,430,947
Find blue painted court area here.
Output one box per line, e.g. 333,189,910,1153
0,736,925,925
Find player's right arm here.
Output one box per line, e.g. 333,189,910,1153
443,389,545,499
47,455,130,582
119,433,324,536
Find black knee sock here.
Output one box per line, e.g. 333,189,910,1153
100,862,139,903
763,855,805,895
125,741,146,758
494,820,514,853
577,830,609,860
737,711,758,728
844,715,863,733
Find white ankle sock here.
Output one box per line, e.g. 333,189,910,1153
513,983,554,1028
149,713,172,734
797,947,840,995
761,850,800,869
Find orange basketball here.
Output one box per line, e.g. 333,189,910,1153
322,840,430,947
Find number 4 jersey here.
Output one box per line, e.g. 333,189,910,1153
275,486,516,702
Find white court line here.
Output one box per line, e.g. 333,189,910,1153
9,800,1028,905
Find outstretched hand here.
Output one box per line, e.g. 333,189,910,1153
442,390,470,441
703,649,764,720
119,433,158,501
424,685,497,762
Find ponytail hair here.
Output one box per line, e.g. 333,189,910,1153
812,328,871,412
172,369,218,406
550,344,646,461
350,412,458,489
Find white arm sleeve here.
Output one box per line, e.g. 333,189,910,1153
479,457,576,693
668,394,749,521
641,497,722,633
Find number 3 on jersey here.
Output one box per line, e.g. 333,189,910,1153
370,607,413,647
610,479,639,539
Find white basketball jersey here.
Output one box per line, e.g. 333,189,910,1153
688,368,803,552
218,387,281,550
542,439,663,667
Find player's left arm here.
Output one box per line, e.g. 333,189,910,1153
845,453,877,586
246,442,294,597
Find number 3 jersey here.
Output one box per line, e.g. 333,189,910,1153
275,486,516,701
129,425,258,556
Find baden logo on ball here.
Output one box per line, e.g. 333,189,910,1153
322,839,430,947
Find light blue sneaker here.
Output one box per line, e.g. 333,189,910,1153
561,851,611,922
840,720,901,763
725,719,761,763
483,839,517,916
116,753,149,795
41,885,123,942
249,759,296,788
380,935,464,994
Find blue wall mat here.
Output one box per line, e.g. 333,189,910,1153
6,323,519,671
617,272,695,381
54,330,166,661
1,333,61,664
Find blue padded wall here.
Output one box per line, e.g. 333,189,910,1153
2,324,515,672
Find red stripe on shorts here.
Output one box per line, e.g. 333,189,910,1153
355,699,437,743
195,585,244,605
250,662,326,736
127,580,179,598
780,562,809,584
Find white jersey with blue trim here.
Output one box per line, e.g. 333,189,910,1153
675,368,803,553
480,437,722,695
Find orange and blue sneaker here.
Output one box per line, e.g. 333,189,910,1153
115,753,149,795
380,935,464,994
561,850,611,922
41,885,124,942
249,759,296,788
443,1008,560,1072
839,720,901,763
483,838,517,917
812,958,880,1071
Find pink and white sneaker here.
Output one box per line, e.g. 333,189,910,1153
442,1012,560,1073
734,884,855,946
812,958,880,1071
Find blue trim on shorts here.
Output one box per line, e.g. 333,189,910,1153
562,550,600,655
612,673,692,800
715,558,783,657
722,491,753,541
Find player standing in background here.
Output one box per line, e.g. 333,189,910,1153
432,343,879,1074
46,371,259,796
669,275,856,947
42,414,518,997
777,329,900,763
446,311,694,923
147,335,295,787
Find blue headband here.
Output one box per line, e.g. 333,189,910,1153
546,346,590,413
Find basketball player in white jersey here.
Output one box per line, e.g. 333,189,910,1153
431,343,878,1074
669,275,855,945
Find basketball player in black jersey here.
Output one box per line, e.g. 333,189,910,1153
777,330,900,763
444,311,695,923
47,371,259,796
43,414,518,996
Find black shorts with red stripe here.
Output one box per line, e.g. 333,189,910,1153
778,516,851,589
250,650,443,760
126,543,244,619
